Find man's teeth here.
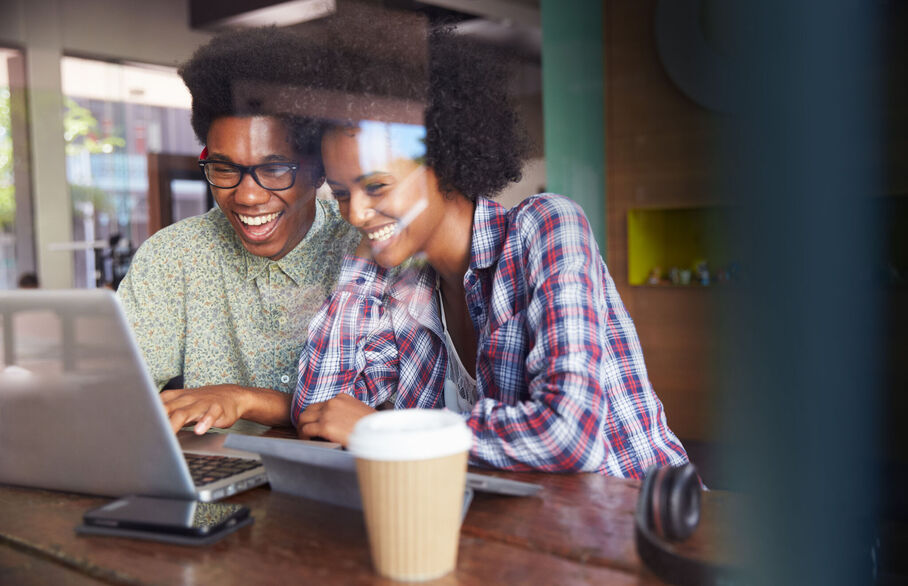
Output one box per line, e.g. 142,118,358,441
238,212,279,226
367,224,397,242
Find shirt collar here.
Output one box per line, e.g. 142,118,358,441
239,200,326,286
470,197,509,271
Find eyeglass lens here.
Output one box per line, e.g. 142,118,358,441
204,162,295,190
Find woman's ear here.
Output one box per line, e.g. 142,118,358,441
422,166,441,195
423,166,462,201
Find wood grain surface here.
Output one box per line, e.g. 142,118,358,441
0,463,735,585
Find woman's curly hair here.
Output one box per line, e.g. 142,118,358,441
424,27,530,201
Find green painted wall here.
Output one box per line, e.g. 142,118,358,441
540,0,606,251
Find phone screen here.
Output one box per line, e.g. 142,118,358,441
84,496,249,536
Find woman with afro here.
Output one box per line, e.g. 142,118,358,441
291,26,689,478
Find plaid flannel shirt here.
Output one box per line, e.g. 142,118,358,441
293,194,688,477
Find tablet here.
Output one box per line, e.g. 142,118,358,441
222,435,542,509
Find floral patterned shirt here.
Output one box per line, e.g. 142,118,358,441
119,200,360,393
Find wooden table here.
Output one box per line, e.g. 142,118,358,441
0,448,729,585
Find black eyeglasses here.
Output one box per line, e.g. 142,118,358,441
199,160,300,191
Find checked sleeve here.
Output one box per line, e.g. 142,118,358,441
292,256,445,423
292,256,399,421
466,197,609,473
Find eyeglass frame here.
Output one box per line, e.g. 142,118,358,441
198,159,301,191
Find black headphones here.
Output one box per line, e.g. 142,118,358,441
635,463,735,586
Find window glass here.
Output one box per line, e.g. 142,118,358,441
0,48,30,290
60,57,200,288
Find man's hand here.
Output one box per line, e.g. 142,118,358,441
160,385,246,435
160,385,292,435
295,394,377,446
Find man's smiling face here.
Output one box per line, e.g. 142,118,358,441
205,116,318,260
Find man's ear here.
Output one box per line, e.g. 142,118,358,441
310,160,326,189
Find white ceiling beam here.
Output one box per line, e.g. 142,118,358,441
418,0,540,28
207,0,336,28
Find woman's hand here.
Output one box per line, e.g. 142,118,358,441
296,394,377,446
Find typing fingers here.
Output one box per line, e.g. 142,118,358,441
166,404,208,434
160,389,198,415
193,403,224,435
163,395,220,434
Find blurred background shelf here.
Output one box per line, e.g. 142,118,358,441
626,206,737,287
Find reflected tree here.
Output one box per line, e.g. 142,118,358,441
64,97,125,218
0,87,13,229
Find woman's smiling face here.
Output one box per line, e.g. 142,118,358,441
322,126,441,268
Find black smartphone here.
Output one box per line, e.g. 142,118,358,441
82,495,250,537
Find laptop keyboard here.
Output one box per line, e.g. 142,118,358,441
185,454,261,486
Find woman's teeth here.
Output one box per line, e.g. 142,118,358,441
238,212,279,226
368,224,396,242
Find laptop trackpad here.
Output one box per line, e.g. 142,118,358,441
178,431,262,460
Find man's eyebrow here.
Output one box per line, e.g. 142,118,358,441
262,154,295,162
205,153,294,163
326,178,344,186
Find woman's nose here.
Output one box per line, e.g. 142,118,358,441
347,190,375,226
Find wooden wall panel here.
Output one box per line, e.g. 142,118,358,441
604,1,906,448
605,0,724,442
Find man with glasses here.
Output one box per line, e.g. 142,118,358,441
118,28,359,434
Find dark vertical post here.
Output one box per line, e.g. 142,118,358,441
719,1,882,584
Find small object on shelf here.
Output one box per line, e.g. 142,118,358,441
694,260,710,286
647,267,663,286
679,269,692,286
669,267,681,285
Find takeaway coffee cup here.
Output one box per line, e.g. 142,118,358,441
348,409,473,581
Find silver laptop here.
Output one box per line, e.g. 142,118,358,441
0,289,267,501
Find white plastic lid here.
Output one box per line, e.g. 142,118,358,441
347,409,474,462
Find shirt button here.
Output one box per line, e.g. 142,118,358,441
355,277,365,285
280,375,290,384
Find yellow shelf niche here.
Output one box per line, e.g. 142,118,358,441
627,207,733,286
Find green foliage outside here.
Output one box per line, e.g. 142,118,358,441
64,97,126,220
63,98,126,156
0,87,13,229
0,94,127,229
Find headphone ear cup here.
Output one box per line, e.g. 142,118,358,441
639,465,659,529
636,464,722,586
665,463,701,542
652,466,674,540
